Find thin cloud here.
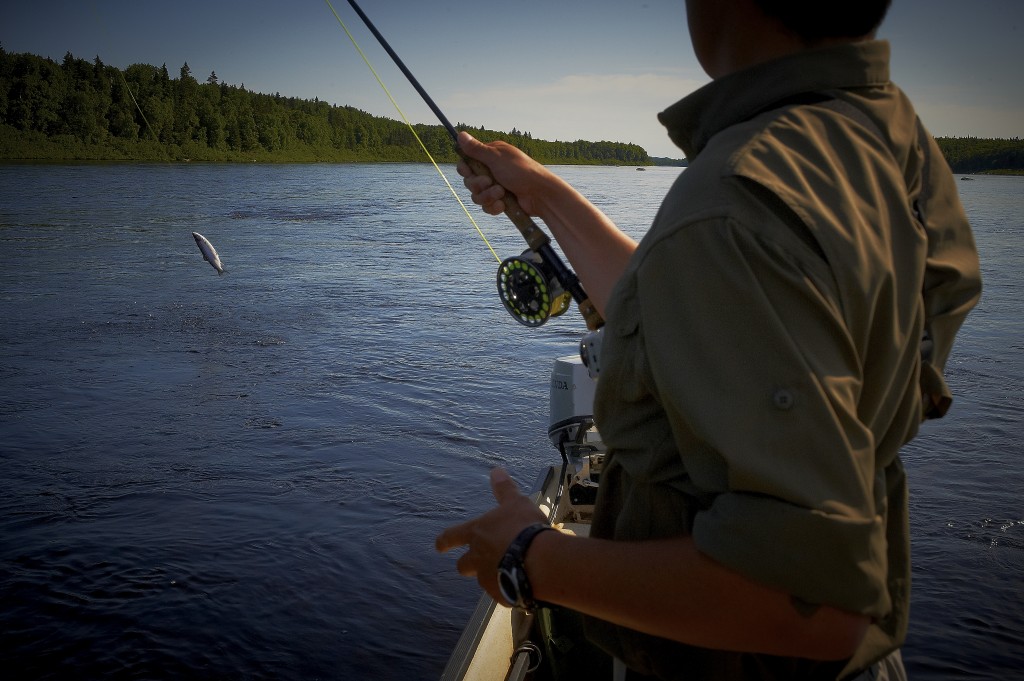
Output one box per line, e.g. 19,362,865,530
445,72,706,157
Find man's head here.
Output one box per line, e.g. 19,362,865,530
752,0,892,44
686,0,891,78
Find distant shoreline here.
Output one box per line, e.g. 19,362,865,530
0,123,689,167
2,125,1020,174
0,49,1015,171
963,169,1024,176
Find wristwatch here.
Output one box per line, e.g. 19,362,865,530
497,522,554,610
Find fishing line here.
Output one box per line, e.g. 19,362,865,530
327,0,603,335
323,0,500,264
89,3,157,142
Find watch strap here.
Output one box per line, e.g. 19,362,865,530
497,522,554,609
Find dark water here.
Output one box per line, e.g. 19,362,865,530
0,164,1020,680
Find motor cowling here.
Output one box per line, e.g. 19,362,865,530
548,355,597,450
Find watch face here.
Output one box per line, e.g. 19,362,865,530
498,568,518,607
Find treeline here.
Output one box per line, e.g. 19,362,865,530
0,47,651,165
934,136,1024,174
3,47,1019,171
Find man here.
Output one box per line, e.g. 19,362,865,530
436,1,982,678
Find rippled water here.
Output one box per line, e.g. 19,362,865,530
0,164,1020,679
897,174,1024,680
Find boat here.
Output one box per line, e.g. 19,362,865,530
441,355,612,680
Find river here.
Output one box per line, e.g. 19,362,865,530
0,163,1020,679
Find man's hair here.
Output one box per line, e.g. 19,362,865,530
753,0,892,43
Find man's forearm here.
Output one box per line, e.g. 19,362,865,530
525,531,869,661
530,174,638,317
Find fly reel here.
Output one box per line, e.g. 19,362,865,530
496,250,572,327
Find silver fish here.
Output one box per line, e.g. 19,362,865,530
192,231,226,275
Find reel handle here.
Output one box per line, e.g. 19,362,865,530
460,153,605,331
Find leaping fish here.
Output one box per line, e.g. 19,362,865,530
192,232,226,275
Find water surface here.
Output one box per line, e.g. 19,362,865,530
0,164,1020,679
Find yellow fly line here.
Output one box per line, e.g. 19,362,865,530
323,0,501,263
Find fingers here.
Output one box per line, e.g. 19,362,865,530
456,132,511,214
436,469,550,603
438,521,480,577
455,551,478,577
489,468,521,504
456,161,506,214
434,469,519,552
438,518,486,579
463,176,505,204
435,518,474,553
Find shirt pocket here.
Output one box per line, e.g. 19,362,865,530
597,273,650,406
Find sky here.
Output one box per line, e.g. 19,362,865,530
3,0,1022,159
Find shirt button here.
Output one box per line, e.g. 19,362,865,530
773,389,795,410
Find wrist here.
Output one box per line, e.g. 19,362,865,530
531,170,575,224
521,523,564,604
497,523,555,610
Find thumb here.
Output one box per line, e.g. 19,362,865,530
489,468,520,504
457,131,491,163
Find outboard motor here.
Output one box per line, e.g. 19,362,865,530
548,355,597,450
547,356,604,512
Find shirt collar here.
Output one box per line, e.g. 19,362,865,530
659,40,891,160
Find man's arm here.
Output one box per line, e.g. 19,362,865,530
528,528,869,661
917,131,983,417
436,469,869,662
456,131,638,316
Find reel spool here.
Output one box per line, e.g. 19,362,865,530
496,250,571,327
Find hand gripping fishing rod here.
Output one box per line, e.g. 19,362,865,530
344,0,604,333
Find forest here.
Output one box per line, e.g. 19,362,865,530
933,136,1023,175
1,47,1020,172
0,48,650,165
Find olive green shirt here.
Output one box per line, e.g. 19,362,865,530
586,40,981,679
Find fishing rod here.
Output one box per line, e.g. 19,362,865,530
339,0,604,333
